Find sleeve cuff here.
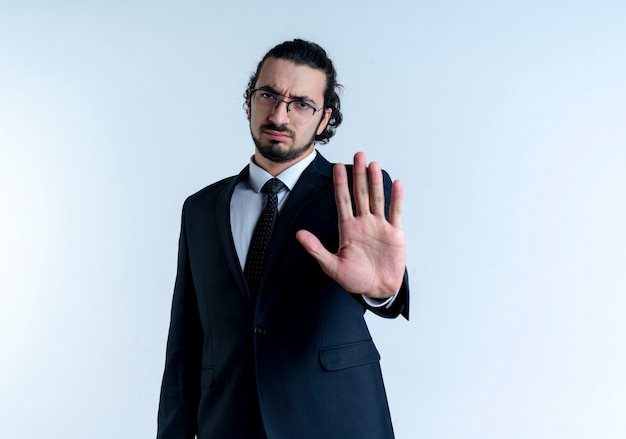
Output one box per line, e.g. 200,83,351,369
361,289,399,308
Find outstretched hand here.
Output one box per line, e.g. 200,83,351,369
296,152,405,299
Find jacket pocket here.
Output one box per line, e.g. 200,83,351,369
200,367,215,389
319,340,380,371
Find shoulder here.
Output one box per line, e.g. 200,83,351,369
187,175,237,202
180,172,242,219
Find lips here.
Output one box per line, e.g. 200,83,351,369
263,129,291,141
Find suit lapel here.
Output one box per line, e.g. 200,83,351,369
214,166,254,304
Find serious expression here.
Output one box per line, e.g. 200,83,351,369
247,57,332,168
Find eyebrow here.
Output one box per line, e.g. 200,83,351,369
256,85,319,107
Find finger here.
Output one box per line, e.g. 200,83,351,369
389,179,404,227
352,152,370,216
296,229,339,275
333,163,354,221
367,161,385,217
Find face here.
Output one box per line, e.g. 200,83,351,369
247,57,332,171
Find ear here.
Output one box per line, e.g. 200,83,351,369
316,108,333,136
245,97,251,120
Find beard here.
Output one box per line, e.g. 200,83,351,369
251,123,317,163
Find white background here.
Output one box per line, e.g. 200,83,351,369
1,1,625,437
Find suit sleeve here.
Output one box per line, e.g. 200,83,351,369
359,271,410,320
157,202,203,438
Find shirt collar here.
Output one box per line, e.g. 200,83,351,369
247,150,317,193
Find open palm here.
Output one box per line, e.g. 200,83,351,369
296,152,405,299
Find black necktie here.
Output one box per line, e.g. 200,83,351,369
244,178,285,295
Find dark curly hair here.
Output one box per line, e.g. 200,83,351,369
244,39,343,144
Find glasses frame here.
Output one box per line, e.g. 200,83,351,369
250,88,322,124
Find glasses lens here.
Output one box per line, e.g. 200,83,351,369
287,101,315,125
253,91,277,111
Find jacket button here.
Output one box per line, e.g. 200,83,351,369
254,326,266,336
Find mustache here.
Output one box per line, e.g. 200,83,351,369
261,123,295,137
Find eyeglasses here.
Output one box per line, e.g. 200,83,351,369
250,89,322,125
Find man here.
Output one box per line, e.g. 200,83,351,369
157,39,409,439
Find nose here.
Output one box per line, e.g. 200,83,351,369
269,100,290,125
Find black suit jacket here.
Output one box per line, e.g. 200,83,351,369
157,153,409,439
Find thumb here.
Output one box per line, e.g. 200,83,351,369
296,230,337,273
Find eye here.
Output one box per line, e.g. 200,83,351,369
294,101,313,111
260,92,276,100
